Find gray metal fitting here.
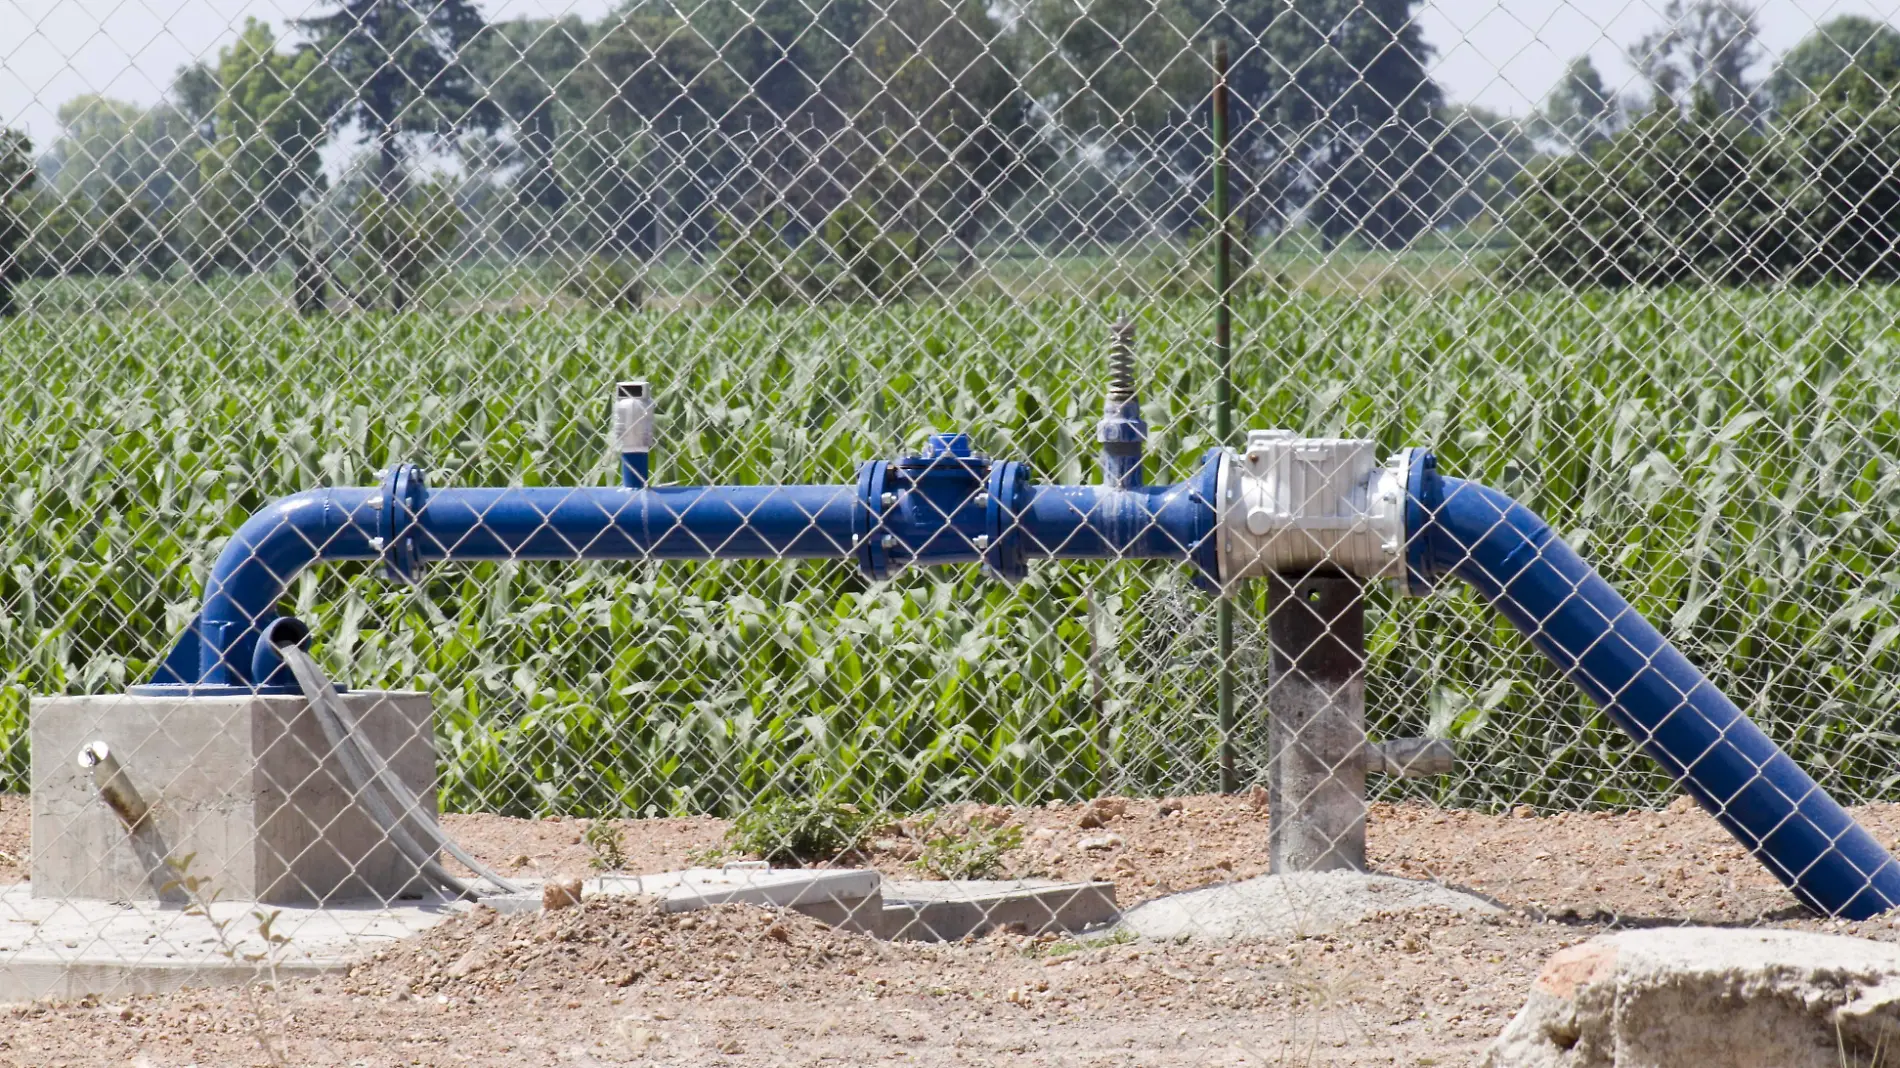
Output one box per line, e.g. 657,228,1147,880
612,380,654,453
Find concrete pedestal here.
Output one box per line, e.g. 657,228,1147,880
1265,572,1367,873
31,691,436,905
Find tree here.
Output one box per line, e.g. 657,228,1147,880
183,19,333,273
1628,0,1763,121
1020,0,1205,134
1503,85,1900,289
1236,0,1447,248
466,17,588,212
346,180,463,310
1779,86,1900,282
855,0,1044,272
1505,105,1783,288
44,95,200,213
1766,15,1900,113
0,129,34,316
1437,106,1535,226
555,9,733,257
1540,56,1622,151
296,0,497,194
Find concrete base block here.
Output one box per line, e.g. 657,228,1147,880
32,691,437,905
0,883,460,1005
878,879,1119,941
1485,928,1900,1068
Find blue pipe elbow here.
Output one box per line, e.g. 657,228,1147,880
1406,453,1900,919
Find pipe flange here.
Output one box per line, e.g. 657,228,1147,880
1189,448,1227,595
855,459,894,581
380,463,429,584
984,460,1031,582
1402,448,1440,597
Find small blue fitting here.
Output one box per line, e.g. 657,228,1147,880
926,432,974,458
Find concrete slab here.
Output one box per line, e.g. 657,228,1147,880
1117,871,1500,941
478,867,887,932
0,882,464,1004
599,865,882,913
480,870,1115,942
879,879,1119,941
0,867,1127,1003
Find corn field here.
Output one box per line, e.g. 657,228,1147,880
7,280,1900,818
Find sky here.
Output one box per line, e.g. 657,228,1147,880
3,0,1899,154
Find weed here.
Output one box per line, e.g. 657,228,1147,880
163,853,290,1068
911,816,1024,880
583,818,629,871
722,796,882,865
1037,926,1137,958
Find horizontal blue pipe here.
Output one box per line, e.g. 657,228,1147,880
408,485,859,563
1019,483,1210,562
159,484,858,688
148,471,1218,691
1407,459,1900,919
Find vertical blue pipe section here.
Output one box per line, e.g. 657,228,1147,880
1407,456,1900,919
620,453,649,489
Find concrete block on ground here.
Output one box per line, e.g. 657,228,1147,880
596,866,885,932
486,870,1116,942
32,691,437,905
1485,927,1900,1068
878,879,1118,941
1117,871,1499,941
0,882,461,1005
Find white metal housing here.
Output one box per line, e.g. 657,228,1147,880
1215,431,1408,584
612,380,655,453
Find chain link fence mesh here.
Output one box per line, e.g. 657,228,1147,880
6,0,1900,1055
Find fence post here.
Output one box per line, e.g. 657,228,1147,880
1266,571,1368,873
1211,37,1239,794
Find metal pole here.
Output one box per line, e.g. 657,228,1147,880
1265,571,1367,873
1212,39,1238,793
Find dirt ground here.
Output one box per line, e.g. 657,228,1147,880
3,792,1900,1067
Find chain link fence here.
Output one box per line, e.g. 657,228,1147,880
5,0,1900,1055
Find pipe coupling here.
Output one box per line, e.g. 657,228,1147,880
1215,431,1409,584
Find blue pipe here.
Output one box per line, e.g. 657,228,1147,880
143,447,1221,692
138,430,1895,919
620,452,649,490
1405,451,1900,919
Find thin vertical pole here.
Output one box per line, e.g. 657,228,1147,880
1212,39,1238,793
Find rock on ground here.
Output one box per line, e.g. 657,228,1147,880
1485,927,1900,1068
1115,870,1499,941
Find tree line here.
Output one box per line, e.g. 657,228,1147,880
1513,10,1900,286
2,1,1900,313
